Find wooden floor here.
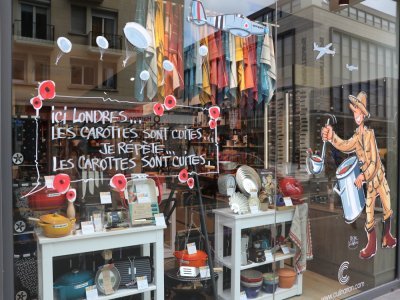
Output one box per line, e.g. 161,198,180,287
292,270,360,300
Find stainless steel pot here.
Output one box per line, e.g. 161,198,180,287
334,156,365,223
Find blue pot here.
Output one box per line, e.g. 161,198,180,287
54,269,94,300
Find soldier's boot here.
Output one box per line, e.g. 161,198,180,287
359,226,377,259
382,218,397,248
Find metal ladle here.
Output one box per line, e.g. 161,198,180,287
306,113,337,175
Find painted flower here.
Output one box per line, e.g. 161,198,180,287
30,96,43,110
153,103,165,116
66,188,76,202
209,119,217,129
164,95,177,110
178,169,189,183
208,106,220,120
187,177,195,189
53,173,71,194
38,80,56,100
110,173,127,192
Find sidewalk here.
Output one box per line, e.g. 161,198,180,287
374,288,400,299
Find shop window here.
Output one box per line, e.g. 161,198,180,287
12,56,26,81
70,59,96,86
101,63,117,90
34,57,50,82
71,5,86,34
19,3,51,40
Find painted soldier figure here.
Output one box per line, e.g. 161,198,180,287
322,91,397,259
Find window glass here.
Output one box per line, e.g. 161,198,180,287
71,5,86,34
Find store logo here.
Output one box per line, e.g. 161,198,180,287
348,236,359,250
338,261,350,285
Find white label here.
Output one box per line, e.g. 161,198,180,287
136,185,151,203
250,205,259,214
283,197,293,206
199,266,210,278
281,245,291,255
100,192,112,204
137,276,149,290
154,213,166,227
265,251,274,261
85,285,99,300
187,242,197,255
240,291,248,300
250,190,258,197
227,188,235,196
81,221,95,235
44,176,54,189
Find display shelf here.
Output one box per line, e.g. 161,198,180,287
221,249,295,270
96,284,157,299
219,282,302,300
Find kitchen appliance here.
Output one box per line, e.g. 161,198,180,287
53,269,94,300
248,247,265,263
114,256,153,287
217,174,236,195
29,213,75,238
334,156,366,223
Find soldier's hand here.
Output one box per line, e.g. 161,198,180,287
321,125,333,142
354,173,365,189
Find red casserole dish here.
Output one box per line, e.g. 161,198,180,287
27,188,66,211
173,250,208,267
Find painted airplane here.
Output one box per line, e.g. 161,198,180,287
187,0,269,37
346,64,359,71
313,42,336,60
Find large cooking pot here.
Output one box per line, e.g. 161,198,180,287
173,250,208,267
54,269,94,300
29,213,75,238
334,156,365,223
27,188,65,211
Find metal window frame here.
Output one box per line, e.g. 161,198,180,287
0,0,14,299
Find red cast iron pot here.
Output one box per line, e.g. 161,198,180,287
279,176,304,201
173,250,208,267
27,188,66,211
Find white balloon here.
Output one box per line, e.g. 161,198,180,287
198,45,208,57
96,36,109,50
57,37,72,53
123,22,151,49
162,60,174,72
139,70,150,81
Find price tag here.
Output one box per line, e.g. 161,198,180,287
81,221,95,235
44,176,54,189
250,190,258,197
265,251,274,261
283,197,293,206
137,276,149,290
154,213,166,227
240,291,248,300
281,245,291,255
187,242,197,255
85,285,99,300
199,266,210,278
250,205,259,214
227,187,235,196
100,192,112,204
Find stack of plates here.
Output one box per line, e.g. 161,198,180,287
218,174,236,195
229,192,249,214
236,166,261,196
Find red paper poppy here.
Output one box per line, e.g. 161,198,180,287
178,169,189,183
66,188,76,202
209,119,217,129
30,96,43,110
164,95,177,110
53,173,71,194
38,80,56,100
153,103,165,116
110,173,127,192
208,106,220,120
187,177,195,189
